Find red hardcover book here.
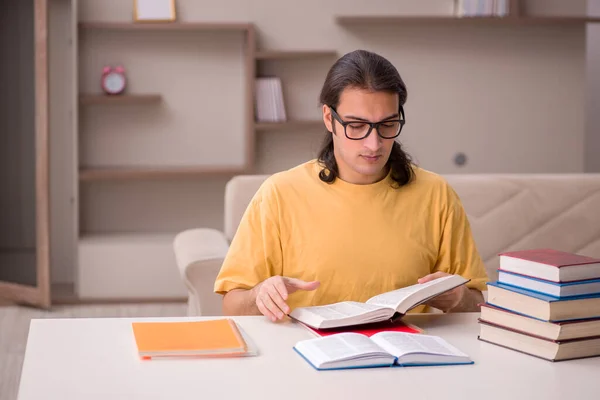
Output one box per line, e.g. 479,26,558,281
499,249,600,267
299,319,423,338
498,248,600,282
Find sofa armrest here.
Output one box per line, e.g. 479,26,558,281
173,228,229,316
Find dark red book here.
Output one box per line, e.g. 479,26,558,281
478,319,600,361
498,248,600,282
499,248,600,267
299,319,423,338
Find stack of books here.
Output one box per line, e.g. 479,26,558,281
478,248,600,361
455,0,511,17
254,77,286,122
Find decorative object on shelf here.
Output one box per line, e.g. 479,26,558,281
101,65,127,95
133,0,177,23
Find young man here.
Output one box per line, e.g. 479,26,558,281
214,50,488,321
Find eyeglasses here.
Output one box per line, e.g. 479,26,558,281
329,106,405,140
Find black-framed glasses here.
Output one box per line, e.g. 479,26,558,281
329,106,405,140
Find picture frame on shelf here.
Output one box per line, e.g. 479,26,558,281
133,0,177,23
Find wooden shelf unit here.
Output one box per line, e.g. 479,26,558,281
79,94,162,105
78,166,247,181
77,21,256,181
335,16,600,26
255,120,324,131
255,50,337,60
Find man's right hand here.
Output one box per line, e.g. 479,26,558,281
252,276,320,322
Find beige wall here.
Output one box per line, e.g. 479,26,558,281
586,1,600,172
49,0,594,284
76,0,589,174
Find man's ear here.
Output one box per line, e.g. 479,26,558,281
322,104,333,133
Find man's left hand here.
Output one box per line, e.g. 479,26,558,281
417,271,470,312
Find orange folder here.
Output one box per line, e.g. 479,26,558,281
131,319,248,359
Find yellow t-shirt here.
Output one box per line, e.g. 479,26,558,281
214,160,488,312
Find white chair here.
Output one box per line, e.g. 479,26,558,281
174,175,268,316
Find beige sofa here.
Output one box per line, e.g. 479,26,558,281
173,173,600,316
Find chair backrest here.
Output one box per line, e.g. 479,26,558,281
224,175,269,242
223,173,600,281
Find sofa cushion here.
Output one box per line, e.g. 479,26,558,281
446,174,600,281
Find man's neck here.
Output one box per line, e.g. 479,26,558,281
337,163,388,185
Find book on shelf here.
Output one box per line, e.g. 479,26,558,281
498,248,600,282
480,303,600,341
498,269,600,298
486,281,600,322
131,319,257,359
478,319,600,362
293,331,473,370
455,0,509,17
255,77,286,123
299,318,423,338
289,274,469,329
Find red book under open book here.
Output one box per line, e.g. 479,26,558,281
299,319,423,338
498,248,600,282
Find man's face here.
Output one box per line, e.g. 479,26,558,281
323,87,400,185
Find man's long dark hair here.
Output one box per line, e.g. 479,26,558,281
317,50,415,187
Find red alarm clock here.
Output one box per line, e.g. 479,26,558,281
101,65,126,95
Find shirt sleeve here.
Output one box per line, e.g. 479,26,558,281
433,185,489,292
213,180,283,294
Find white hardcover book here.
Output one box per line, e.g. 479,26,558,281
478,0,488,16
274,78,287,122
455,0,466,16
263,79,273,122
487,0,493,15
269,78,278,122
254,79,271,122
465,0,474,16
254,79,265,121
496,0,508,16
294,332,473,370
289,275,469,330
264,79,272,122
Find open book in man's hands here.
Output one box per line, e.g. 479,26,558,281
289,275,470,329
293,331,473,370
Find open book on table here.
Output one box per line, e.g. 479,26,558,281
293,331,473,370
289,275,469,329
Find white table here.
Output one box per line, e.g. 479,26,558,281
17,313,600,400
